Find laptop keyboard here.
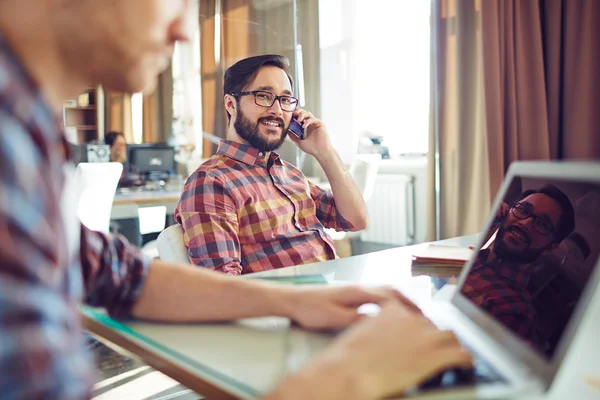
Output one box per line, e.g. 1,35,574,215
416,340,506,390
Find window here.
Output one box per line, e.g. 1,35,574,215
319,0,430,159
172,24,203,155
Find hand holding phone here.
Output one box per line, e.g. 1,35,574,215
288,117,305,140
493,201,510,224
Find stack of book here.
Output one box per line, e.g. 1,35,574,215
411,244,474,277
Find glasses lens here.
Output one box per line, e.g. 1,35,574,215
254,91,275,107
534,219,553,235
512,204,529,219
279,97,298,112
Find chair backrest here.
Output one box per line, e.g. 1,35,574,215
74,162,123,233
157,224,190,264
349,154,382,202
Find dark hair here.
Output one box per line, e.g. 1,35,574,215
104,131,125,147
517,184,575,243
223,54,294,123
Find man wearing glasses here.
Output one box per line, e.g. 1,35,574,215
175,54,368,274
461,184,575,346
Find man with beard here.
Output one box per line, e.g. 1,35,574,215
461,184,575,345
175,54,368,274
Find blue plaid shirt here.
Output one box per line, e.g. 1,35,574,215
0,36,150,398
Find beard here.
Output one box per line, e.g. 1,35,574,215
233,107,289,152
493,224,547,264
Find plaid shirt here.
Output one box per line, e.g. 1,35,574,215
175,140,355,275
0,36,150,399
461,248,537,344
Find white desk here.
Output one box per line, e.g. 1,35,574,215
110,189,181,220
82,235,600,399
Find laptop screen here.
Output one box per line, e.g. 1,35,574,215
459,175,600,359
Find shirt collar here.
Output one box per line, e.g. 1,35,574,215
216,140,281,167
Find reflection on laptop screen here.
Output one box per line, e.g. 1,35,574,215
460,176,600,358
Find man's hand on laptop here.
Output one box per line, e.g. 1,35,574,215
328,301,472,398
266,300,472,400
284,285,420,331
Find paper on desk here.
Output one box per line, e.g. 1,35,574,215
412,244,474,265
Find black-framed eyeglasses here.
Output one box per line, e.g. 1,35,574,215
510,202,556,238
232,90,299,112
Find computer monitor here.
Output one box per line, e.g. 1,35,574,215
128,144,176,181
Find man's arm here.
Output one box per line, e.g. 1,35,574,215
313,147,368,230
290,109,368,230
130,259,416,327
0,222,95,400
175,170,243,274
82,208,417,327
0,124,93,399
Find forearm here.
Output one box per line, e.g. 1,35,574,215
130,260,293,322
315,147,368,230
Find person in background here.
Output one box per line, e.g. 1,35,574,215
104,130,142,186
176,54,368,275
0,0,470,398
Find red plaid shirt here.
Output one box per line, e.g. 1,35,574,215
0,35,149,399
175,140,355,275
461,248,537,345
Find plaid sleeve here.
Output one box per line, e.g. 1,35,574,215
309,181,356,231
175,171,242,275
0,117,93,399
80,225,151,317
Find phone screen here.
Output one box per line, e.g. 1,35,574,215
288,118,305,139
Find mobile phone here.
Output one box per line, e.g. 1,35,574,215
288,117,305,140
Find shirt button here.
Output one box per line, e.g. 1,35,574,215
258,152,264,157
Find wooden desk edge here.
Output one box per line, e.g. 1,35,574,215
82,313,239,400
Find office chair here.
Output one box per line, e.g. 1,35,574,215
74,162,123,234
156,224,190,264
325,153,382,242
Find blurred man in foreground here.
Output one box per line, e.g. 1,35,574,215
0,0,469,398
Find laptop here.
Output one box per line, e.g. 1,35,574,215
406,161,600,398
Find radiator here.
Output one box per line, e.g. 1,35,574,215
361,174,416,246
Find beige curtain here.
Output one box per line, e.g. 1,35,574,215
482,0,600,201
427,0,491,240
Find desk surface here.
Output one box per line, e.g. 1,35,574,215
83,235,600,399
113,188,181,206
83,235,478,398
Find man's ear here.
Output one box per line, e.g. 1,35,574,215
542,243,559,255
224,94,237,119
